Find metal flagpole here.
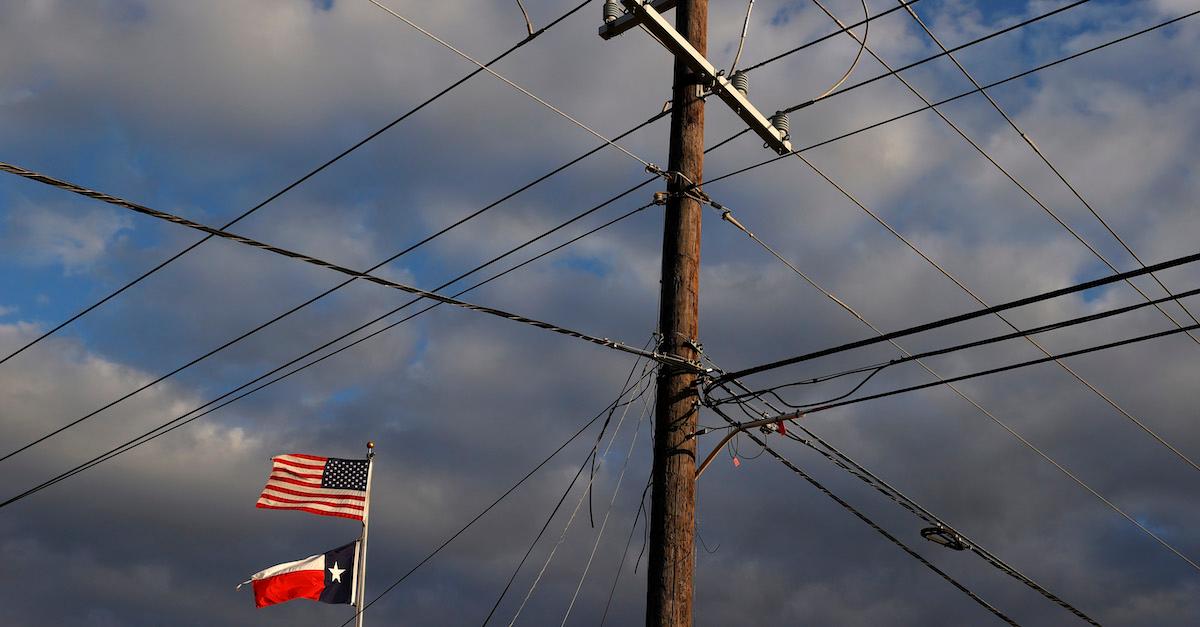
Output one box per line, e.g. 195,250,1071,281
356,441,376,627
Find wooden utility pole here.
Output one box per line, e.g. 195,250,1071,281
646,0,706,624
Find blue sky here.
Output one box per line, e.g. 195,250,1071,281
2,1,1200,624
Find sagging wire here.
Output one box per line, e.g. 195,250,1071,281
810,0,870,102
728,0,756,74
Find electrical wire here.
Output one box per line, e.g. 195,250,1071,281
769,0,1095,104
898,0,1200,335
708,5,1198,188
335,353,655,627
810,0,869,102
740,0,924,73
0,195,657,510
811,0,1200,348
711,374,1099,624
704,403,1019,625
0,163,687,370
805,320,1200,418
558,391,652,626
480,351,657,626
598,470,652,626
709,248,1200,388
717,284,1200,406
728,0,755,73
506,379,653,627
0,0,593,369
702,209,1188,606
368,0,659,173
0,100,671,465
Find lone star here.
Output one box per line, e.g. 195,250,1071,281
328,561,345,583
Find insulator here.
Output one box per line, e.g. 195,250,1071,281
730,70,749,95
770,111,790,138
603,0,622,23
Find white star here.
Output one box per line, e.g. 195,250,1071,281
329,561,346,583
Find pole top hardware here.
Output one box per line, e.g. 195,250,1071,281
600,0,792,155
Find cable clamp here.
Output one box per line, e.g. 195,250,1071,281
920,525,968,551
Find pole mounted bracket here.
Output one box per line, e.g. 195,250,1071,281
600,0,792,155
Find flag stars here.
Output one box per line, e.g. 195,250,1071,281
328,561,345,583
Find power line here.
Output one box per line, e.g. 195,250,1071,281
333,354,656,627
0,195,656,509
711,377,1099,624
710,248,1200,387
716,284,1200,406
506,377,652,627
0,0,1087,467
771,0,1095,106
801,320,1200,420
0,163,687,368
0,100,671,464
704,402,1020,625
709,7,1200,186
558,389,652,626
898,0,1200,334
0,0,593,369
479,355,656,626
695,216,1120,621
740,0,925,73
807,0,1199,348
368,0,658,172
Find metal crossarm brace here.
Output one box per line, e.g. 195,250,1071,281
603,0,792,155
598,0,677,39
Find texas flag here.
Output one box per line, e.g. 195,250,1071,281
241,541,358,608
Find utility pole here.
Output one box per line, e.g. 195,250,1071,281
646,0,706,623
600,2,789,623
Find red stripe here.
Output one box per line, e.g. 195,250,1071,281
261,484,366,502
255,502,364,521
268,475,323,489
252,570,325,607
271,466,324,480
276,453,327,463
274,458,327,472
257,492,365,511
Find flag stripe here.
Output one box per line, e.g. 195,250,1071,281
274,457,327,471
271,467,323,481
276,453,327,463
263,476,365,497
250,553,324,580
255,502,366,521
261,483,366,502
258,490,366,511
255,495,364,514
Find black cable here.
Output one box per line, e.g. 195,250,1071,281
719,284,1200,406
0,197,656,509
706,404,1019,625
331,365,652,627
599,470,653,626
804,320,1200,415
479,350,657,625
778,0,1094,108
740,0,924,73
0,0,592,369
714,378,1100,624
710,250,1200,389
708,8,1200,188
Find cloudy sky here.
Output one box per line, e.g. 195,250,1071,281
2,0,1198,624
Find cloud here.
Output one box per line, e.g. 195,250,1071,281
2,1,1200,625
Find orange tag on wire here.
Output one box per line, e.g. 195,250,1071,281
732,456,741,468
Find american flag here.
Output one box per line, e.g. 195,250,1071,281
256,454,370,521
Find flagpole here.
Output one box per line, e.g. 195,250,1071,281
356,441,375,627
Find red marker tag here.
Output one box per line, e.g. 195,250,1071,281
732,456,741,468
776,421,787,435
